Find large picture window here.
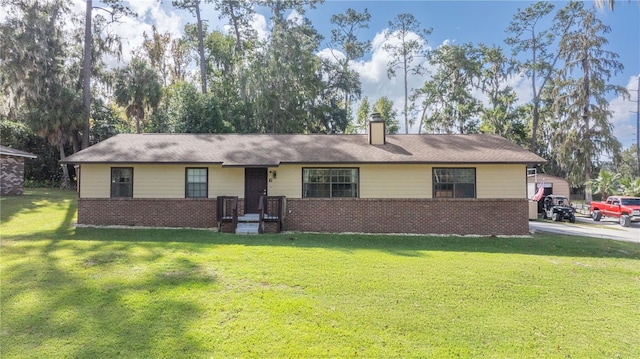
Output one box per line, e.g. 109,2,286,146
433,168,476,198
186,168,208,198
111,167,133,198
303,168,358,198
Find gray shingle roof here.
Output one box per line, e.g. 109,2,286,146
60,133,546,165
0,145,37,159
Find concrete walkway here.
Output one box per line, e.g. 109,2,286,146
529,216,640,244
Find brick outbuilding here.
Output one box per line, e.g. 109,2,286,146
0,145,37,196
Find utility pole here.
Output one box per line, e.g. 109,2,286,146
628,76,640,175
636,76,639,174
631,77,640,174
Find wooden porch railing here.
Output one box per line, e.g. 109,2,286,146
258,195,286,233
216,196,238,231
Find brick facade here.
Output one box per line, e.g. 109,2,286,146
78,197,529,235
78,198,218,228
0,155,26,196
283,198,529,235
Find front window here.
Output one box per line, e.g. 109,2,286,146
433,168,476,198
186,168,208,198
303,168,359,198
111,167,133,198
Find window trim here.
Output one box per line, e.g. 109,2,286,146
432,167,476,199
185,167,208,198
302,167,360,198
110,167,133,198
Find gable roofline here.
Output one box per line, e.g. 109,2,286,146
60,133,547,165
0,145,37,159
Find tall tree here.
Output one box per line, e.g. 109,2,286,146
173,0,207,93
203,30,248,131
307,57,349,134
330,8,371,121
373,97,400,134
81,0,133,149
477,44,528,146
552,2,627,201
169,38,191,83
350,96,371,134
416,43,482,134
113,58,163,134
384,13,431,134
82,0,92,148
505,1,577,153
214,0,257,53
247,0,324,133
214,0,257,129
1,0,81,187
615,144,639,178
141,26,171,86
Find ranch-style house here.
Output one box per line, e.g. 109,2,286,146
61,118,545,235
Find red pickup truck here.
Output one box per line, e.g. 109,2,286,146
590,196,640,227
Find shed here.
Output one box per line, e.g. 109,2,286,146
527,174,571,200
0,145,37,196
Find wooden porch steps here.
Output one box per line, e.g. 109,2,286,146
235,214,260,234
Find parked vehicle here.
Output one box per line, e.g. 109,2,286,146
542,195,576,223
589,196,640,227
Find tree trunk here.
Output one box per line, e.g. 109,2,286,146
71,129,81,153
530,101,539,153
82,0,92,149
58,141,71,189
583,55,592,203
228,3,250,132
637,77,640,174
403,58,408,134
228,3,243,53
417,103,427,134
195,0,207,94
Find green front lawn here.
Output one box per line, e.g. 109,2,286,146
1,189,639,358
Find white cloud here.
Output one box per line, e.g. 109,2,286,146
610,75,639,149
250,13,269,41
287,10,303,26
502,72,534,107
348,31,436,133
317,48,345,62
115,1,182,61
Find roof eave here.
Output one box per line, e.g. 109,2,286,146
60,160,226,165
1,151,38,159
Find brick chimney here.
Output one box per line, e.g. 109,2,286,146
368,112,386,145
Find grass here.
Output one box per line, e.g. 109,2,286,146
1,189,639,358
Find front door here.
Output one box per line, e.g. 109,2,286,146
245,168,267,213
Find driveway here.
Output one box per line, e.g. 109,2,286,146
529,215,640,244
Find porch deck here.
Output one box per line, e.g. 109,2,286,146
217,196,286,234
